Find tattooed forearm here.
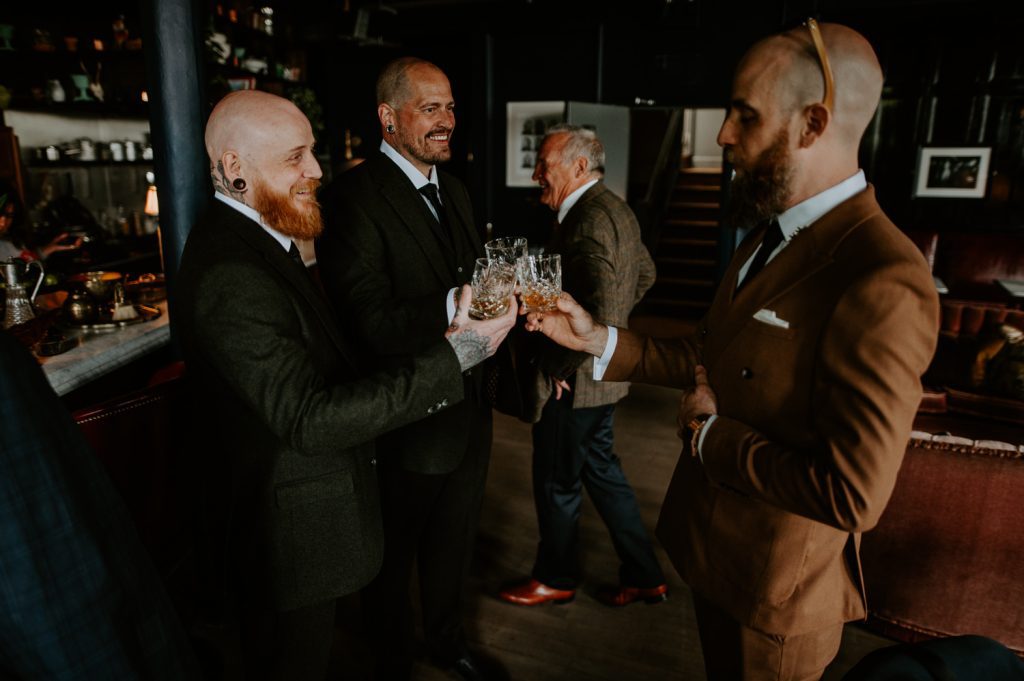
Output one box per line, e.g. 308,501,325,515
447,328,492,372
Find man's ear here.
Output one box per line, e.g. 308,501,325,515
799,103,830,148
220,151,243,182
573,156,588,178
378,103,396,131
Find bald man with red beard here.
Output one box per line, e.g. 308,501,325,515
175,90,514,680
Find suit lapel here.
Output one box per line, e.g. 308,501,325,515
220,205,359,367
710,187,881,355
440,177,482,256
369,155,458,284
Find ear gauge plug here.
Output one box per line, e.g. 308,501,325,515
386,124,396,134
232,178,247,191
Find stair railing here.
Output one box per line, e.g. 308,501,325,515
633,109,684,254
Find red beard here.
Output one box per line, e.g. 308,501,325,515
253,177,323,240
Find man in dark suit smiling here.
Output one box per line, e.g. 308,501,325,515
317,58,500,681
176,90,514,681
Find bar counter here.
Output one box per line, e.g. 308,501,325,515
39,301,171,396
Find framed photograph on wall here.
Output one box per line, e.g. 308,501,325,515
506,101,565,187
914,147,991,198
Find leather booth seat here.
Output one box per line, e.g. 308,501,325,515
860,412,1024,657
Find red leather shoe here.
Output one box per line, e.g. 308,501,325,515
596,583,669,607
498,578,575,606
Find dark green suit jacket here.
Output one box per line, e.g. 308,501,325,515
175,198,463,611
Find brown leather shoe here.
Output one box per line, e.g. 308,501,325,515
498,579,575,606
596,583,669,607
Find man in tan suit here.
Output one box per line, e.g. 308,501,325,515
521,22,939,681
499,125,665,608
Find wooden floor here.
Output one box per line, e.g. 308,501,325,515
328,377,895,680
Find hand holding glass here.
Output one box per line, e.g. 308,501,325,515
469,258,517,320
517,254,561,312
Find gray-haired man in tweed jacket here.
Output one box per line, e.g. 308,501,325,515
500,124,667,608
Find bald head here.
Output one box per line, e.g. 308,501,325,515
376,57,444,108
742,22,883,147
205,90,311,168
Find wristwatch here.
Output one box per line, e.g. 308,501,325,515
687,413,713,457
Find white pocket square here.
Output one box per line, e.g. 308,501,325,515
753,308,790,329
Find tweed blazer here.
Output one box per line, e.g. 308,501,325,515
317,151,486,475
604,186,939,635
529,182,655,419
176,199,463,611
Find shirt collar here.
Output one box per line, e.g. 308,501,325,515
557,178,600,224
776,170,866,242
380,140,439,191
214,191,293,253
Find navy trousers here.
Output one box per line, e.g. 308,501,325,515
530,388,664,591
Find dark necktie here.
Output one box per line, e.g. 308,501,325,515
736,219,784,293
288,242,307,271
419,184,453,245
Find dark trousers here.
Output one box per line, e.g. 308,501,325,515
239,599,337,681
530,392,664,590
363,402,492,677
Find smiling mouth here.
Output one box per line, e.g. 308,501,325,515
427,131,451,143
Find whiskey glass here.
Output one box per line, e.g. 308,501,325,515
516,253,561,313
469,257,516,319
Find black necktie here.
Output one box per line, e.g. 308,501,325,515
288,242,306,271
737,219,784,293
419,184,453,245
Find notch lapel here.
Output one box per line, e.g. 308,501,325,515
222,207,359,368
440,179,482,255
370,157,458,284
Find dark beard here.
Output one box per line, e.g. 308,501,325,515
724,128,793,229
253,177,323,240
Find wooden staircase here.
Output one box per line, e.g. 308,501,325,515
642,167,724,319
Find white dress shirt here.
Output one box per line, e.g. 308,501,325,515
557,178,600,224
592,170,868,457
380,140,458,322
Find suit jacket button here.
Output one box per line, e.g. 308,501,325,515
370,457,377,466
457,266,464,273
427,406,436,414
701,326,708,336
741,367,753,379
441,398,449,407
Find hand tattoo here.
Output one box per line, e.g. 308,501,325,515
447,328,491,372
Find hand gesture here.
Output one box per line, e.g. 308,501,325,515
446,284,516,371
38,232,83,259
675,365,718,440
521,291,608,357
552,377,571,400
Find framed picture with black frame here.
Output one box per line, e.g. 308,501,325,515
914,146,991,198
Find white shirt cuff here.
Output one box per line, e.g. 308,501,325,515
592,326,618,381
446,287,458,324
696,414,718,462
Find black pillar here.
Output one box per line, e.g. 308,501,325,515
140,0,208,307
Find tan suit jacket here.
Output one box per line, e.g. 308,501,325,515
604,186,939,635
528,182,655,420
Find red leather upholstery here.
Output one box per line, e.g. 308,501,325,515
861,417,1024,657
